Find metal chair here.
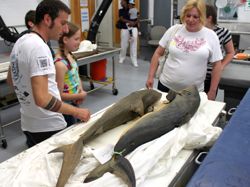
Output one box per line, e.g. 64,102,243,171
148,25,167,46
0,15,19,44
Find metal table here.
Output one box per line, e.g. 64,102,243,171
0,92,226,186
74,47,121,95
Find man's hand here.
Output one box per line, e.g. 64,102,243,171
74,108,91,122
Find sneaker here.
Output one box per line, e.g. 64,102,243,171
133,62,138,67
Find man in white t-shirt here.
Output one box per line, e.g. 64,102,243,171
7,0,90,147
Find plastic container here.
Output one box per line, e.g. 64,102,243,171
90,59,107,81
234,53,250,60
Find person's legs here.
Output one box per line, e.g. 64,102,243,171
23,131,36,147
63,114,77,127
130,27,138,67
63,102,79,127
204,78,210,94
119,29,129,63
129,29,133,38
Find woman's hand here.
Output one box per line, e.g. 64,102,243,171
146,78,154,89
207,90,216,101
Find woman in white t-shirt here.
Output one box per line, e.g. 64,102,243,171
146,0,223,100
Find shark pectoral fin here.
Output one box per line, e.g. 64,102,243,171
49,138,84,187
131,100,144,117
166,89,177,102
84,155,136,187
145,105,154,113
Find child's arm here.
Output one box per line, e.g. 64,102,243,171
74,74,87,105
55,60,68,99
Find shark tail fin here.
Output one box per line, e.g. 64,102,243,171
84,155,136,187
48,138,83,187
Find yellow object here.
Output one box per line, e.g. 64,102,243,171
234,53,250,60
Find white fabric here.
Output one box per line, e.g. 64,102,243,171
129,7,138,20
119,28,138,65
0,92,224,187
10,33,66,132
78,40,97,52
159,25,223,92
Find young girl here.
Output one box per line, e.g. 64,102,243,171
54,22,87,126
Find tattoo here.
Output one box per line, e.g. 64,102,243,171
44,96,62,112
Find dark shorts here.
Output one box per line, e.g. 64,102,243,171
157,80,170,93
63,114,79,127
23,129,63,148
204,77,218,95
63,102,80,127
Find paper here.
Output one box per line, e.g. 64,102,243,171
91,144,114,164
81,8,89,31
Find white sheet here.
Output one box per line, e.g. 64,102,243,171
0,92,225,187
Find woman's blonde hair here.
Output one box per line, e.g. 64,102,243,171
180,0,206,25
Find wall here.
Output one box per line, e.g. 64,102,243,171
0,0,70,35
0,0,70,51
0,0,41,33
154,0,171,29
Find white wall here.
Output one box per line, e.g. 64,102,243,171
148,0,154,25
0,0,70,32
0,0,41,27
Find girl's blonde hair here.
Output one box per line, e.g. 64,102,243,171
180,0,206,25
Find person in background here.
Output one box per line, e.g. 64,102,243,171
54,22,87,127
25,10,36,30
118,0,139,67
204,4,235,94
146,0,222,100
127,0,140,40
7,0,90,147
18,10,36,37
19,9,56,58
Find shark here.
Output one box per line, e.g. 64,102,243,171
84,85,201,187
49,89,162,187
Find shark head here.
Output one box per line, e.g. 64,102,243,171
179,85,199,98
141,89,162,112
